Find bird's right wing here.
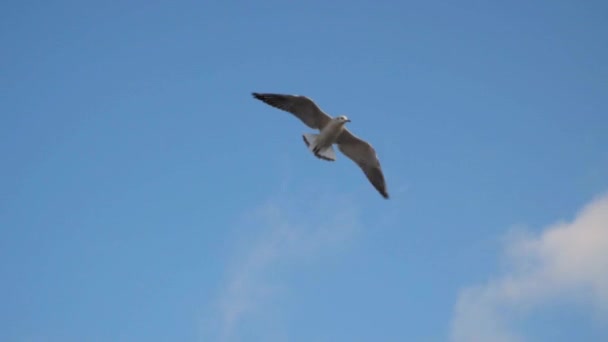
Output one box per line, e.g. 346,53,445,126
337,128,389,199
252,93,332,130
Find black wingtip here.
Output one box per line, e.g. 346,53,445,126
252,92,268,100
377,186,389,199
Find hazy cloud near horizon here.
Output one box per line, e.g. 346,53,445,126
205,197,361,342
451,193,608,342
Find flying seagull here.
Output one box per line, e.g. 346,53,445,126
252,92,389,199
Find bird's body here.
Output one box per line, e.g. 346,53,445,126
312,117,347,150
252,92,389,199
302,116,350,161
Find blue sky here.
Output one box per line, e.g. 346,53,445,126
2,1,608,341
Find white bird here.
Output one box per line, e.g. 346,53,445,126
252,92,389,199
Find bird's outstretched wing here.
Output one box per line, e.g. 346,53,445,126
252,92,332,130
337,129,389,199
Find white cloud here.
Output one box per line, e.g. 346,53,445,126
206,196,361,342
451,193,608,342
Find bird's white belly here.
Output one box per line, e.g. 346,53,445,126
316,121,344,148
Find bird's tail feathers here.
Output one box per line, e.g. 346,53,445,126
302,133,317,148
302,133,336,161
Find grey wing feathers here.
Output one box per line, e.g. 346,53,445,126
337,129,389,199
252,92,332,129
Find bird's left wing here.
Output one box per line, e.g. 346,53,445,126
252,92,332,130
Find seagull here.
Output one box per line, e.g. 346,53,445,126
252,92,389,199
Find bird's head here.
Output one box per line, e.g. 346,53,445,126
336,115,351,124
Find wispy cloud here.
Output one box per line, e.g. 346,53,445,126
450,193,608,342
206,195,361,342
